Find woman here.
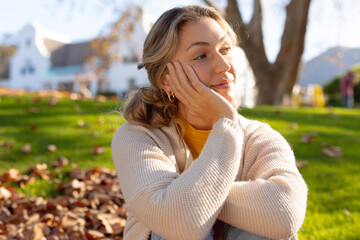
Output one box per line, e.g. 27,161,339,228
112,5,307,240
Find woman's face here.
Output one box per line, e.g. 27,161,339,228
171,18,238,104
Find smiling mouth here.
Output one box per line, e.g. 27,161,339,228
211,80,234,90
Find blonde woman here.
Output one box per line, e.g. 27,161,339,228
112,5,307,240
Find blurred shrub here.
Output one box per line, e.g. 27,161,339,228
323,66,360,106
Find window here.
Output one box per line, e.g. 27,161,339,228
26,39,31,47
20,60,36,75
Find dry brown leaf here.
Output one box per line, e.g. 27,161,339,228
300,134,313,143
26,213,40,225
77,120,88,128
0,187,11,201
0,140,13,147
323,145,342,158
92,146,105,155
0,168,21,183
288,122,299,130
30,124,38,131
51,156,69,168
31,97,42,103
296,161,308,168
5,223,17,237
97,117,105,125
21,144,32,154
331,113,340,119
343,209,351,216
85,229,105,240
48,98,58,106
73,104,80,112
28,107,40,113
274,109,281,115
48,144,57,152
0,160,128,239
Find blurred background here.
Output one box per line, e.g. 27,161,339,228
0,0,359,107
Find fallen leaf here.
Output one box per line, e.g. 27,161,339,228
300,134,313,143
77,120,88,128
21,144,32,154
85,230,105,240
296,161,308,168
343,209,351,216
51,156,69,168
30,124,38,131
331,113,340,119
92,146,105,155
73,104,80,112
47,144,57,152
97,117,104,125
47,98,58,106
323,145,342,158
274,109,281,115
288,122,298,130
0,187,12,201
31,97,42,103
28,107,40,113
0,140,13,147
0,168,21,183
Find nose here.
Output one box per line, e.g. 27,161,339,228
213,53,231,74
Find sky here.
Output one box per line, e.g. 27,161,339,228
0,0,359,62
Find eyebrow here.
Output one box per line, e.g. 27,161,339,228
186,35,228,52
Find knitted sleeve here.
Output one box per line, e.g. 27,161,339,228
111,118,244,240
217,124,308,239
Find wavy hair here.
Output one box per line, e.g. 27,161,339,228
123,5,238,128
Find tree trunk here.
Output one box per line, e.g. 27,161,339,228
224,0,311,105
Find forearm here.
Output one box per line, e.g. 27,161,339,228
113,118,244,239
218,173,307,239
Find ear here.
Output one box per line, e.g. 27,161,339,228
160,72,172,94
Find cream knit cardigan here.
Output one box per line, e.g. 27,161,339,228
111,114,307,240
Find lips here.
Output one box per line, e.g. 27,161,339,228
211,80,234,90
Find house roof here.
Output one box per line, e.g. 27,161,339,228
43,38,67,53
51,41,93,68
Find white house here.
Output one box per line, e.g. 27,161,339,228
8,23,70,90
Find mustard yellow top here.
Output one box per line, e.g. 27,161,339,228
179,116,211,160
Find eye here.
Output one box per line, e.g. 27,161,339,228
194,53,206,60
221,46,232,55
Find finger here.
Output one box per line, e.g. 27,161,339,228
167,63,192,105
173,61,199,97
185,65,208,93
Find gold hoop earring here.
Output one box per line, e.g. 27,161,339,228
167,93,175,103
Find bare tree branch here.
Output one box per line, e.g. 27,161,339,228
202,0,221,12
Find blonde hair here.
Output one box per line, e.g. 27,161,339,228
124,5,238,128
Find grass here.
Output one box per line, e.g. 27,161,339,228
0,94,125,173
240,106,360,239
1,94,359,239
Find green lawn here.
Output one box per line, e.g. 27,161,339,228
1,94,359,239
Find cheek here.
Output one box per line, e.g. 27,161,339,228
190,64,212,86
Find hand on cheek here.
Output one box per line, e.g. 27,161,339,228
167,61,237,126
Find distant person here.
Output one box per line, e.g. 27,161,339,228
112,5,307,240
340,71,355,108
